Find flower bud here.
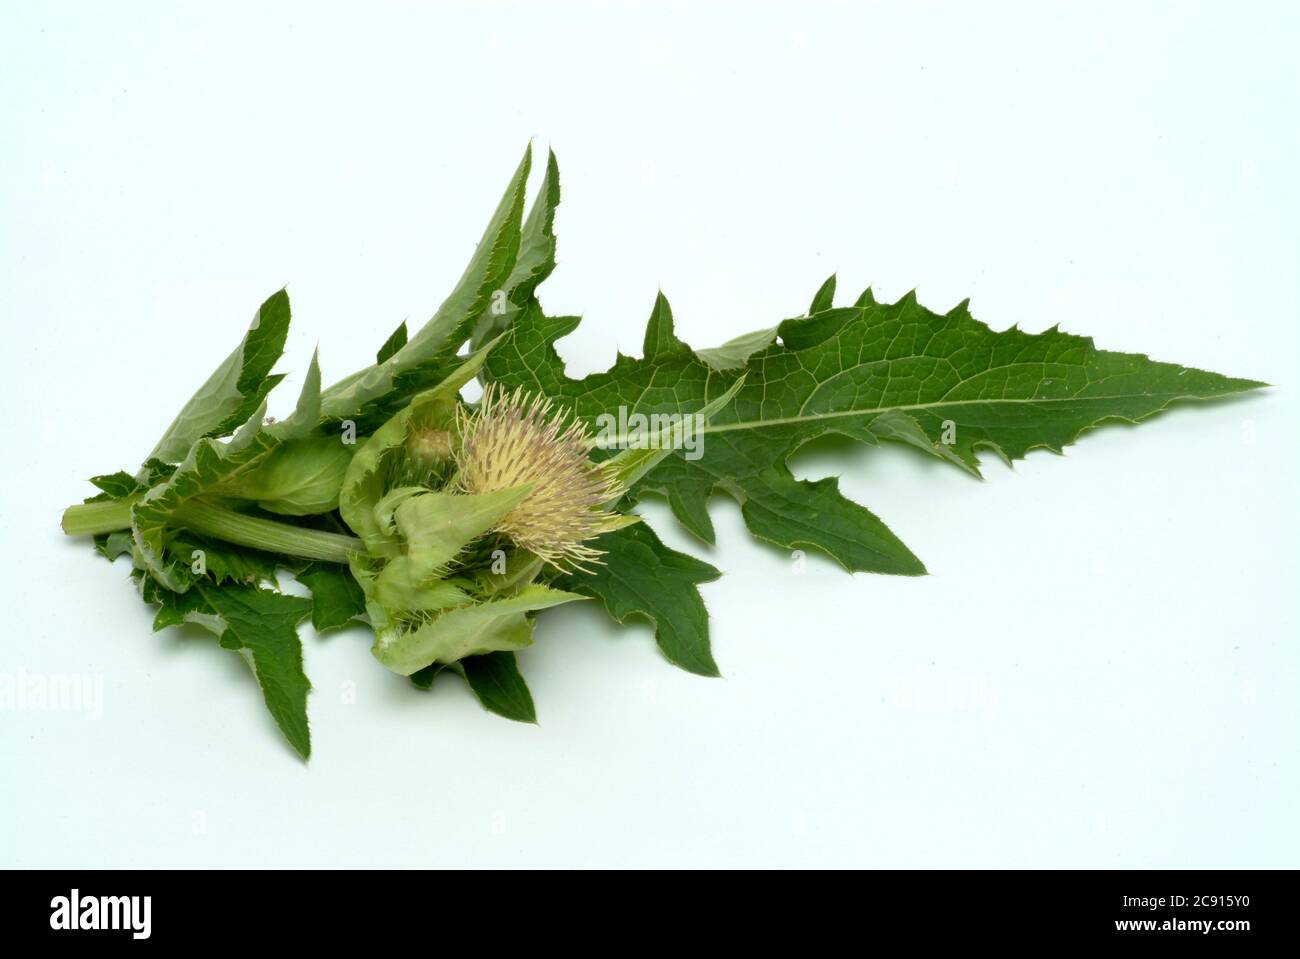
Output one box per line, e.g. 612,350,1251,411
405,427,454,467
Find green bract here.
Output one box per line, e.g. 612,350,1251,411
59,145,1267,760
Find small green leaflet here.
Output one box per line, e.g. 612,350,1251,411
87,471,147,500
488,286,1264,578
694,324,779,371
84,464,170,561
84,461,174,508
375,321,408,364
296,562,366,633
454,652,537,723
410,652,537,723
807,273,838,316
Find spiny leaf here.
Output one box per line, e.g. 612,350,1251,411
196,584,314,760
471,148,562,351
139,574,223,633
149,289,292,463
137,576,314,758
554,521,722,677
770,287,1266,471
319,146,534,421
83,468,161,560
486,291,1264,574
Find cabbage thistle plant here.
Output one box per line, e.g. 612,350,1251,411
60,145,1265,759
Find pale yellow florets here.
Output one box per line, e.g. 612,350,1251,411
455,384,626,571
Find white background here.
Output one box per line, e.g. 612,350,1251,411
2,1,1296,868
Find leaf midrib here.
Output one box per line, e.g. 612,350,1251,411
685,387,1260,437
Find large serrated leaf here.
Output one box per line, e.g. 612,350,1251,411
486,287,1264,574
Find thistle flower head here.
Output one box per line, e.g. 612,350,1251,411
392,426,455,488
455,384,626,571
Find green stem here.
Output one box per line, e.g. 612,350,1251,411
61,497,363,564
61,498,136,536
175,500,363,563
